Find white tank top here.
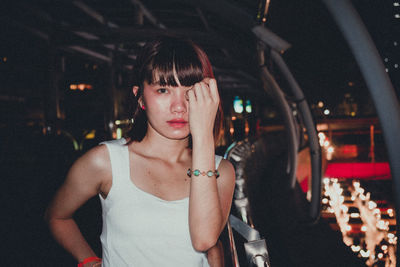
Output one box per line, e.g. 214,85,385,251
99,139,222,267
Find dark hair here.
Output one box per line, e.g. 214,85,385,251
126,36,223,145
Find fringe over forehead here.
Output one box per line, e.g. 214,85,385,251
136,37,206,87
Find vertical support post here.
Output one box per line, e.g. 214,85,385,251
105,49,117,138
44,40,61,134
369,124,375,162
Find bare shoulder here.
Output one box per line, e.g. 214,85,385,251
65,144,112,192
45,144,112,220
217,159,235,184
79,144,110,169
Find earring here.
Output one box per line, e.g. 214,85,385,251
141,105,146,110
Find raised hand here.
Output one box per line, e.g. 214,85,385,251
186,78,220,142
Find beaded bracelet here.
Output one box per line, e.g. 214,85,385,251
187,168,220,178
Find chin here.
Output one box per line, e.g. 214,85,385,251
162,129,190,140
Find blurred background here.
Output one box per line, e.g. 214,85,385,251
1,0,399,266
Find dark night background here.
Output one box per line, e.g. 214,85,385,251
0,0,399,266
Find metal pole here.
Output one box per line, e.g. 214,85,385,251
323,0,400,264
271,50,322,222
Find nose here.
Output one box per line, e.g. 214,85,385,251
170,91,187,114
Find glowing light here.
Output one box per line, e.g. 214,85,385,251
345,225,351,231
324,140,330,147
356,187,364,194
360,250,370,258
377,220,389,230
351,245,361,252
231,116,236,121
245,99,252,113
373,208,380,215
350,213,359,218
229,127,234,135
317,101,324,108
116,128,122,139
322,198,329,204
395,14,400,18
233,96,243,113
327,146,334,153
368,201,377,210
387,208,394,217
394,2,400,6
78,84,85,91
70,84,77,90
115,120,121,125
245,120,250,135
378,253,383,259
382,245,388,251
3,57,7,62
85,130,96,139
323,178,330,184
361,225,367,232
323,109,330,115
350,111,356,116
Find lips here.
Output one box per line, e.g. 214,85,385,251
167,119,188,128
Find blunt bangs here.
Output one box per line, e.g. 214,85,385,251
143,40,204,87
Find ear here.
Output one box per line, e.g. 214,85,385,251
132,86,139,97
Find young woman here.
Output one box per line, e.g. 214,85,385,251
46,37,236,267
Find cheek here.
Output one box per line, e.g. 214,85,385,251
143,95,168,116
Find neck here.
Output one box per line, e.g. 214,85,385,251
135,126,190,163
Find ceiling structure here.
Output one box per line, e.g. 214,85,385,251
4,0,272,97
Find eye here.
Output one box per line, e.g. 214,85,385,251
157,88,168,94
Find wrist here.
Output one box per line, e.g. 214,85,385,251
191,134,214,146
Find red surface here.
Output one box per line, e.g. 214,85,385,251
324,162,391,179
300,177,309,192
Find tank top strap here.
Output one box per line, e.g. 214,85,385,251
215,155,223,169
99,138,130,193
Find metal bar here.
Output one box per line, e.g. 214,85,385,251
72,0,118,28
252,25,291,53
260,65,299,190
271,50,322,221
68,46,111,62
227,221,240,267
323,0,400,264
129,0,167,29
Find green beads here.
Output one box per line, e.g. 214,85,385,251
186,168,220,179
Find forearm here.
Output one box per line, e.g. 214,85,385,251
48,218,97,262
189,135,223,251
207,241,225,267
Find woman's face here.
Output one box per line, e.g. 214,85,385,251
142,80,192,141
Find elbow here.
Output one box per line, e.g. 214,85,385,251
192,236,218,252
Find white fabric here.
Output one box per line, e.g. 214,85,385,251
99,139,223,267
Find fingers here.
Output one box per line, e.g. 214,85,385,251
208,79,219,102
188,78,219,103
